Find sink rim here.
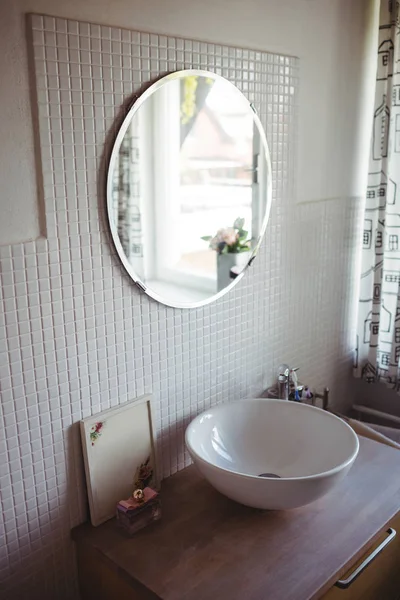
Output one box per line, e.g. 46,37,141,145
185,398,360,482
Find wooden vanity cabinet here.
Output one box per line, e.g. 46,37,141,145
322,512,400,600
72,436,400,600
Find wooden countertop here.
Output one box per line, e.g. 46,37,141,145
72,436,400,600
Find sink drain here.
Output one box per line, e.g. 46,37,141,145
258,472,281,478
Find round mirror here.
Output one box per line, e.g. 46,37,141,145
107,69,272,308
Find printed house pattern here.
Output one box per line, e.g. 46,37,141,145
356,0,400,388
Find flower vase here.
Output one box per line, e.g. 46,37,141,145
217,252,250,292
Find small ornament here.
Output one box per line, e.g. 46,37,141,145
133,488,145,503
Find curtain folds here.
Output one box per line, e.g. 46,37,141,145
355,1,400,388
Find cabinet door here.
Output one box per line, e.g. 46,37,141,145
76,544,159,600
323,513,400,600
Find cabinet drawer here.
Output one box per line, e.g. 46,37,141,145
323,513,400,600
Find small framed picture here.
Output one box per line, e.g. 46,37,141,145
80,395,157,526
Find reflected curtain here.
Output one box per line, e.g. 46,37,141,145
355,1,400,388
112,118,145,280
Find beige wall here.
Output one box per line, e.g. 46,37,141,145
1,0,376,244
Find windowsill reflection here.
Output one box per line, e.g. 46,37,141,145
146,279,211,303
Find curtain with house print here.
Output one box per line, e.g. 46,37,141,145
355,0,400,388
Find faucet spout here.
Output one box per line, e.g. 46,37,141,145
277,374,289,400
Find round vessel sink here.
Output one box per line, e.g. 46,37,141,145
185,399,359,510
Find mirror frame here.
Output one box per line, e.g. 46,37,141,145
106,69,272,309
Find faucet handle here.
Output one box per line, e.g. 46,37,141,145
277,364,299,376
277,363,290,378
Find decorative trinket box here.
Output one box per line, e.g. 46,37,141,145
116,487,161,535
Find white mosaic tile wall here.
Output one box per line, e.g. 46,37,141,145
0,13,362,599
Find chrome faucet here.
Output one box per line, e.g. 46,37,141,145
277,364,290,400
276,364,302,400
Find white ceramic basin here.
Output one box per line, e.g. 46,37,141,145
185,399,359,510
